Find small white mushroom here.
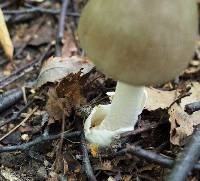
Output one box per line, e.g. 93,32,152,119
78,0,197,146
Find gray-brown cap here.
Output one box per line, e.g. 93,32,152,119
78,0,198,86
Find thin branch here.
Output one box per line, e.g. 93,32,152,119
114,145,200,171
56,0,70,56
0,131,81,153
166,124,200,181
3,8,79,17
81,134,97,181
0,100,34,128
0,106,38,141
121,120,168,138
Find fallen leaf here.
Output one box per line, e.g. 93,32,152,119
62,31,78,57
145,88,177,111
46,88,70,121
36,56,93,88
46,72,87,121
168,82,200,145
180,82,200,107
0,8,13,60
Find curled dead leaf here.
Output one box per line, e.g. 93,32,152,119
36,56,93,88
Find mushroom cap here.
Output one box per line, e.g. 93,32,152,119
78,0,198,85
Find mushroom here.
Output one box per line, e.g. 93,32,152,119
78,0,197,146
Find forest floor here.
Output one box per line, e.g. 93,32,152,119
0,1,200,181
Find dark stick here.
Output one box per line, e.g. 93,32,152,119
114,145,200,171
0,131,81,153
3,9,79,17
56,0,70,56
7,13,36,24
0,88,23,113
185,101,200,114
121,120,168,138
81,134,97,181
166,124,200,181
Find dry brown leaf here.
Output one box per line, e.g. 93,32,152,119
62,31,78,57
46,88,70,121
168,82,200,145
37,56,93,88
145,87,176,111
169,104,194,146
46,72,87,121
0,8,13,60
180,82,200,107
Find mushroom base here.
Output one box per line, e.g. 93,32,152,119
84,82,147,146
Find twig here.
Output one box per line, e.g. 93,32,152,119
168,92,191,110
0,131,81,153
0,88,23,113
0,100,34,128
56,0,70,56
114,145,200,171
0,0,17,9
0,106,38,142
0,43,52,89
81,134,97,181
121,120,168,138
6,13,36,24
166,124,200,181
3,8,79,17
70,0,79,27
185,101,200,114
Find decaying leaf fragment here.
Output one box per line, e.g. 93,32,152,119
62,31,78,57
0,8,13,60
36,56,93,88
168,82,200,145
46,72,87,121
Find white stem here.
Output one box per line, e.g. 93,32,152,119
99,81,147,130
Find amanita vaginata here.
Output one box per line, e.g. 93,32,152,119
78,0,197,146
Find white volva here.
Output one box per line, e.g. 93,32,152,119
84,82,147,146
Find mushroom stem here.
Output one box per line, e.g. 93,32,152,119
84,81,147,146
100,81,147,130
